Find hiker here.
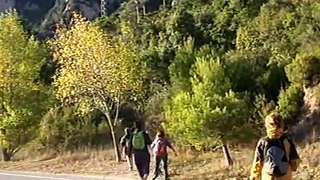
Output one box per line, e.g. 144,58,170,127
151,129,177,180
120,127,133,171
130,122,152,180
249,112,301,180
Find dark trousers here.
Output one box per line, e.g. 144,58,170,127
152,156,168,180
134,151,150,179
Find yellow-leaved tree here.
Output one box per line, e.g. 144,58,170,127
51,13,146,162
0,10,49,161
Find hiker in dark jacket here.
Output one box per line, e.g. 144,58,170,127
129,122,152,180
249,112,301,180
120,127,133,171
151,129,177,180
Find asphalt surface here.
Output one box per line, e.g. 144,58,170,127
0,170,133,180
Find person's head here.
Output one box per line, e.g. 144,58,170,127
156,129,165,138
130,127,136,133
135,121,143,132
265,111,284,131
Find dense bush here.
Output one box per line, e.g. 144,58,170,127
164,56,254,149
277,84,304,125
38,106,110,153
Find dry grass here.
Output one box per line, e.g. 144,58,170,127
169,146,254,180
0,142,320,179
0,147,136,178
170,142,320,180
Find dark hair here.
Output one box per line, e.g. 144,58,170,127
135,121,143,131
130,127,136,133
157,129,165,138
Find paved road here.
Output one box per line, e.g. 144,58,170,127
0,170,134,180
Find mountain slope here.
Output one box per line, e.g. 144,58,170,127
0,0,122,31
0,0,56,25
0,0,165,33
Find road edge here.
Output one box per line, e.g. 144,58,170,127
0,169,137,180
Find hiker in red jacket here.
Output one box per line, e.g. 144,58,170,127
151,129,177,180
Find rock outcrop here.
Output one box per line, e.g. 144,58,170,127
290,86,320,145
0,0,122,29
0,0,15,13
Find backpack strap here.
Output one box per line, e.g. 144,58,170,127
262,136,269,162
280,135,288,160
282,134,294,161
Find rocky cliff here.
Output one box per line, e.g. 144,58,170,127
40,0,101,31
290,86,320,144
0,0,123,30
0,0,166,33
0,0,55,25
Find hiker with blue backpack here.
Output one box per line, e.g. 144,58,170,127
129,122,152,180
151,129,177,180
249,112,301,180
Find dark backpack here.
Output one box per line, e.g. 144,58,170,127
154,138,166,157
125,135,131,148
120,135,131,153
262,135,289,177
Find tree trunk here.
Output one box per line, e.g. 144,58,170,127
136,6,140,23
107,118,121,162
222,143,233,167
95,126,98,136
1,148,11,162
142,5,146,16
110,126,121,162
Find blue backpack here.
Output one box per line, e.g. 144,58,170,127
262,135,289,177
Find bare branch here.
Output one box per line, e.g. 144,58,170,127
11,147,21,156
113,93,121,127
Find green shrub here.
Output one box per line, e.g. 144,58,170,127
164,56,253,150
38,106,110,153
276,84,304,125
286,52,320,86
